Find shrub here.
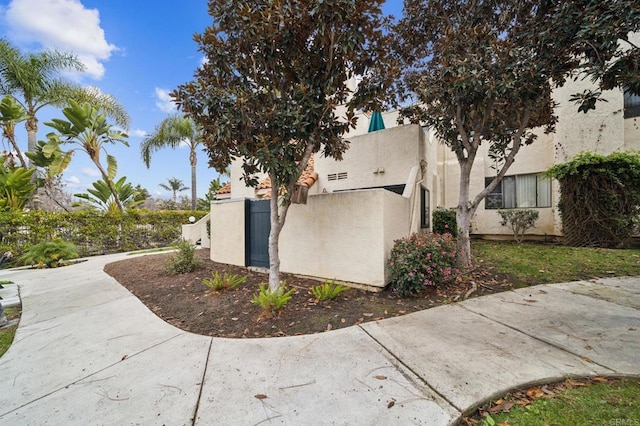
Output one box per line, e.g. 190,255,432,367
311,279,349,301
252,283,295,317
498,209,540,243
202,272,247,291
432,209,457,236
165,239,200,275
19,239,79,268
547,151,640,248
388,232,459,297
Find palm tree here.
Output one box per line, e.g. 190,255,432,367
0,40,130,163
159,177,189,203
74,176,142,214
43,100,129,211
140,115,202,209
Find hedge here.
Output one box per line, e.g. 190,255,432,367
0,210,208,259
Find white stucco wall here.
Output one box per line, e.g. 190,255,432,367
314,125,424,193
229,157,268,199
625,117,640,150
210,199,246,266
181,213,211,248
279,189,410,287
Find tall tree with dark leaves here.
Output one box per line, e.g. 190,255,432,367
173,0,394,291
394,0,640,268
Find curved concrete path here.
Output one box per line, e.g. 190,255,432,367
0,252,638,425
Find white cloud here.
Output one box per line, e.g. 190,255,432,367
4,0,117,79
65,175,81,189
82,167,101,178
131,129,147,138
155,88,177,113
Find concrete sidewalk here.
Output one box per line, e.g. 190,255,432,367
0,253,638,425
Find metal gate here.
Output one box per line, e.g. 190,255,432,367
245,199,271,268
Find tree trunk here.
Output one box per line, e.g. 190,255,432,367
190,149,197,210
25,114,38,167
267,183,287,292
3,126,27,168
456,159,475,269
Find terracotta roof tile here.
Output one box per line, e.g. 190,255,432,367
256,155,316,191
216,182,231,194
218,156,316,197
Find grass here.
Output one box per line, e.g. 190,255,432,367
0,307,20,357
485,379,640,425
472,240,640,287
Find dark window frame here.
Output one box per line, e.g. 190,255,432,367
484,173,551,209
421,187,430,228
624,91,640,118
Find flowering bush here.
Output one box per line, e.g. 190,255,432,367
388,232,459,297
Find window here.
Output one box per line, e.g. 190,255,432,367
421,187,430,228
624,91,640,118
485,173,551,209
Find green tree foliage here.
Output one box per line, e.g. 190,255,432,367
134,184,150,205
197,174,228,209
394,0,640,268
141,115,203,210
547,151,640,248
74,177,143,213
159,177,189,203
0,40,130,162
42,100,129,211
173,0,393,291
0,166,35,210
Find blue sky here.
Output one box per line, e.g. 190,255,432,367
0,0,403,200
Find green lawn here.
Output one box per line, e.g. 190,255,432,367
484,378,640,426
472,240,640,287
0,307,20,357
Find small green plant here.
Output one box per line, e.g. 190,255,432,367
165,239,200,275
202,271,247,291
432,208,457,236
498,209,539,242
251,283,295,317
0,280,13,285
311,279,349,301
19,239,79,268
388,232,460,297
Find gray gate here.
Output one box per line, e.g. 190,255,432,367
245,199,270,268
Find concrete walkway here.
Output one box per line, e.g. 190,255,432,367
0,253,638,425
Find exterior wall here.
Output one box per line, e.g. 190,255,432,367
437,75,636,238
181,212,211,248
229,157,268,199
279,189,410,287
625,117,640,150
210,199,246,266
315,125,423,193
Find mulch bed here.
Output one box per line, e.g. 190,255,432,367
104,249,513,338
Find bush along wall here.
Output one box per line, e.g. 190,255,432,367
0,210,208,261
547,151,640,248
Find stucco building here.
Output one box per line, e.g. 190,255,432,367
209,75,640,289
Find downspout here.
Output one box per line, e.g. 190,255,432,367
403,165,420,234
